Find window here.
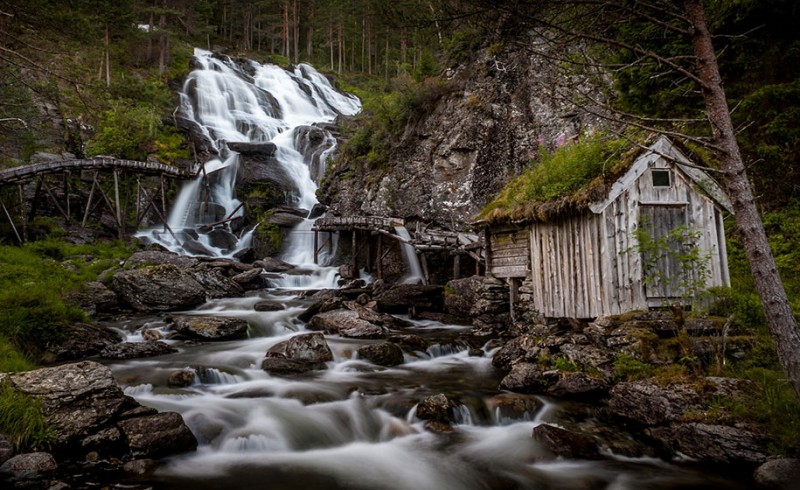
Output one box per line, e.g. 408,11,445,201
652,169,671,187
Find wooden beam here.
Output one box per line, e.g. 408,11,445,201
0,198,22,244
313,230,319,265
377,234,383,280
18,184,26,242
82,172,97,227
41,178,70,221
113,169,122,238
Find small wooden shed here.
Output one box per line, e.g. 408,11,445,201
485,136,733,318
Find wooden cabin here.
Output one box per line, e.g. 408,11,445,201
485,136,733,318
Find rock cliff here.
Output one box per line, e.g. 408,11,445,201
321,30,606,228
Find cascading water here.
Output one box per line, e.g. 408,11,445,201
105,51,745,490
394,226,426,285
137,49,360,262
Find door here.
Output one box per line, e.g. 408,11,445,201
639,204,690,301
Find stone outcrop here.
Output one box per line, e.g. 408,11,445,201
111,264,206,312
375,284,444,315
753,458,800,490
0,362,196,462
45,323,122,363
320,30,604,228
532,424,601,460
100,341,178,359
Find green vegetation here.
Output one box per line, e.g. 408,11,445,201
0,240,134,368
479,133,634,223
0,382,54,451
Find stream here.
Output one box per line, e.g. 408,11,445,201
105,50,745,490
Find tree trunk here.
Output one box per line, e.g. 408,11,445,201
307,2,314,60
104,22,111,87
684,0,800,398
282,2,290,58
292,0,299,63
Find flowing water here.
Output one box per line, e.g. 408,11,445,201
109,51,746,489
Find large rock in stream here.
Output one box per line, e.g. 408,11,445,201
111,264,206,311
173,315,250,341
307,309,387,339
262,333,334,375
0,361,196,460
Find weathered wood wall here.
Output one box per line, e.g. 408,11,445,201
527,154,730,318
488,228,530,278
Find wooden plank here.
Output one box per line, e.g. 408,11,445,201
490,265,529,278
491,255,531,267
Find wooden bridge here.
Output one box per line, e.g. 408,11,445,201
311,215,485,281
0,158,194,242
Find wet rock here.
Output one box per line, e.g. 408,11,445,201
231,268,263,288
532,424,601,460
339,264,358,280
173,316,249,341
388,334,429,353
233,247,256,263
357,342,404,366
168,370,196,388
70,281,118,315
44,322,122,362
0,452,57,483
445,276,508,320
206,228,238,250
307,309,387,339
609,380,700,426
491,335,542,370
118,412,198,458
345,301,409,329
100,341,178,359
267,210,307,227
416,394,455,423
308,203,327,219
499,363,555,394
190,266,245,298
79,426,124,455
123,458,158,475
111,264,206,312
423,420,455,434
646,423,768,465
266,332,333,364
485,394,542,423
142,328,163,341
254,300,285,312
227,141,277,157
753,458,800,490
544,372,609,399
261,358,327,375
254,257,295,272
375,284,444,315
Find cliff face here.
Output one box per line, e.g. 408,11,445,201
321,32,605,229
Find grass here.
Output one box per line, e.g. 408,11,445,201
0,239,134,369
479,132,635,223
0,381,54,451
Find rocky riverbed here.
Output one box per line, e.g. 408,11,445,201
2,250,799,489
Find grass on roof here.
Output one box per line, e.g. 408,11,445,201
479,132,637,224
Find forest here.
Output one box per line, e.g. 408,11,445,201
1,0,800,488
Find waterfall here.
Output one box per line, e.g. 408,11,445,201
394,226,426,285
137,49,360,259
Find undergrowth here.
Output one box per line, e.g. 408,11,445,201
0,382,54,451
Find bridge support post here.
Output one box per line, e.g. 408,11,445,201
453,254,460,280
313,231,319,265
113,169,122,239
376,235,383,279
18,184,26,242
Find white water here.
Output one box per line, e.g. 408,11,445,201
394,226,426,285
138,49,360,260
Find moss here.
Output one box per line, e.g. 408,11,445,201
479,132,642,224
612,353,654,381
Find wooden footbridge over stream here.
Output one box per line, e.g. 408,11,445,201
0,158,193,242
312,215,486,282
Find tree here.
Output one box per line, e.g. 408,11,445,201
458,0,800,398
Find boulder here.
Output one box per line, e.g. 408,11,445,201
266,333,334,364
231,268,263,288
339,264,358,280
485,394,542,423
491,335,542,370
308,203,327,219
388,334,429,353
544,372,609,399
307,309,387,339
124,251,199,270
532,424,601,460
45,323,123,362
0,452,57,483
189,267,245,298
173,316,249,341
261,358,327,375
73,281,119,314
254,300,286,312
254,257,295,272
100,341,178,359
499,363,556,394
117,412,198,459
646,423,768,465
168,370,196,388
142,329,163,341
609,380,700,426
205,228,238,250
3,361,129,447
357,342,404,366
416,394,455,423
753,458,800,490
558,343,616,372
375,284,444,314
111,264,206,312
